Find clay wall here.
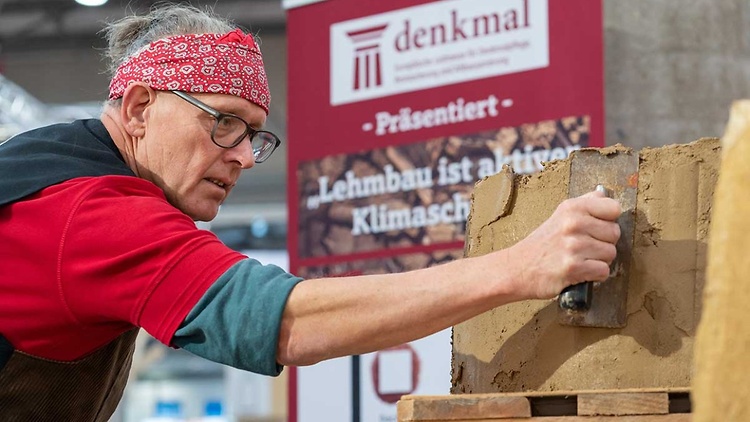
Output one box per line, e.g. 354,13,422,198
453,138,720,393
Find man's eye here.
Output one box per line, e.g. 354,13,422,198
216,117,239,133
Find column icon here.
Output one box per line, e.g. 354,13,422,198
346,24,388,91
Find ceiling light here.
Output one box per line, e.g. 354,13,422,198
75,0,109,6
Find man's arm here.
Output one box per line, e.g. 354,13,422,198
277,191,621,366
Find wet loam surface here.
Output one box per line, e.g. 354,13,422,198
454,137,721,394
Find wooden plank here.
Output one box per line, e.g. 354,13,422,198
521,387,690,398
524,417,690,422
400,387,689,401
578,391,669,416
397,395,531,421
399,415,690,422
397,389,691,421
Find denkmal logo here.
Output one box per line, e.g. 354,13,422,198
330,0,549,106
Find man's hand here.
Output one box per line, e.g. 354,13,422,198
504,189,622,300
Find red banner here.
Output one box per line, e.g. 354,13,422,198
286,1,602,420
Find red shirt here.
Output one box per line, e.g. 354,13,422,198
0,175,244,360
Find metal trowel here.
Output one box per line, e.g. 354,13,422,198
557,148,639,328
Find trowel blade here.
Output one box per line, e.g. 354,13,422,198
558,147,639,328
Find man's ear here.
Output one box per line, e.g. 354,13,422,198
120,82,156,138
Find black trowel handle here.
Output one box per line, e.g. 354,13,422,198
559,281,593,311
558,185,611,312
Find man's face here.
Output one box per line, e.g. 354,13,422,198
137,91,267,221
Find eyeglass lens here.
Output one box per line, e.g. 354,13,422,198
212,116,277,162
213,115,249,148
252,131,278,162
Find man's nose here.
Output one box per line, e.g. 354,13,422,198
229,137,256,169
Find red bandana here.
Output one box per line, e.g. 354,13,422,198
108,29,270,114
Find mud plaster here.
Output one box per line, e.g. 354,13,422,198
693,101,750,422
453,138,721,393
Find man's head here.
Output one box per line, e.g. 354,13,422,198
101,5,279,221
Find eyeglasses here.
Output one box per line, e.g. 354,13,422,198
171,90,281,163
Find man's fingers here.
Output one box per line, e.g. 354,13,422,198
577,259,611,282
568,237,616,267
588,238,617,263
584,217,621,244
579,191,622,221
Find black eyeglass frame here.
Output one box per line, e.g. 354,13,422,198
170,90,281,163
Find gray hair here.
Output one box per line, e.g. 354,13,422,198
102,3,239,79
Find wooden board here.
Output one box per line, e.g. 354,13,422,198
398,388,691,421
398,417,690,422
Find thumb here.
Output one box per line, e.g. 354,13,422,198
579,191,621,221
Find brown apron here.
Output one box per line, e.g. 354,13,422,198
0,329,139,422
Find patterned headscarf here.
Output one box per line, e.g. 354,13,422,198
108,29,270,114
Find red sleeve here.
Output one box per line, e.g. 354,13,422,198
59,176,245,344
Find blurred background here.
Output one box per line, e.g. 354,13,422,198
0,0,747,421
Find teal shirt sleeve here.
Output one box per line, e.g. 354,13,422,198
172,258,304,376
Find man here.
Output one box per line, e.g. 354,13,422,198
0,4,620,421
